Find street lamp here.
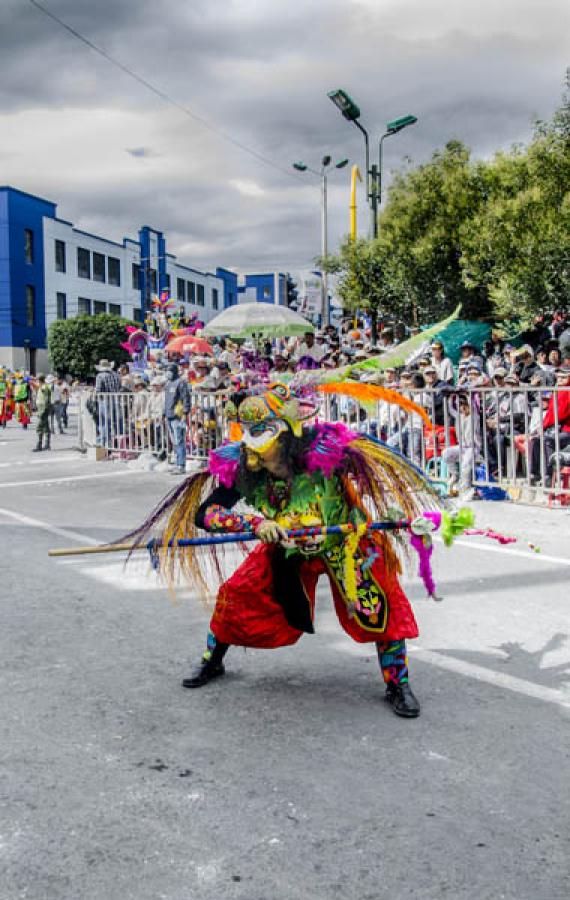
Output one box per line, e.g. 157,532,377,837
328,89,417,237
378,115,418,205
292,155,349,326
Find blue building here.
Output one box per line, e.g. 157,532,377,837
0,186,287,373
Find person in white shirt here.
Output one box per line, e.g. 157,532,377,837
430,341,454,384
294,331,325,364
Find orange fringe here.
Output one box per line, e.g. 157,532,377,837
317,381,432,428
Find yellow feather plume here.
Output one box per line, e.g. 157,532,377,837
317,381,432,428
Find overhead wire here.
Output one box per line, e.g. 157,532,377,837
27,0,313,186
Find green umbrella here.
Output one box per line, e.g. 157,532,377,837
203,303,314,339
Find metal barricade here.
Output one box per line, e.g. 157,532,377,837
90,384,570,504
93,388,230,461
319,383,570,504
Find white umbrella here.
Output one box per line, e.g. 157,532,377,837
203,303,314,339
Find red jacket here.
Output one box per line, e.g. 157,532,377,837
542,389,570,433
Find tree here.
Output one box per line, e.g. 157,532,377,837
378,140,492,321
320,237,406,343
322,72,570,329
48,314,135,379
461,86,570,323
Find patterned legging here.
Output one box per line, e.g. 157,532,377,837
376,640,409,685
202,632,410,685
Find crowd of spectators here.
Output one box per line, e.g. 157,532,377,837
87,311,570,494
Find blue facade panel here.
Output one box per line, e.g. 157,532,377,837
245,273,275,304
0,193,11,349
215,267,239,308
0,188,56,352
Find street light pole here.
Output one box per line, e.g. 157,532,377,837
293,155,349,328
321,166,328,326
328,90,417,238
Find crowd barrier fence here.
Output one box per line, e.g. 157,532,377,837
88,385,570,504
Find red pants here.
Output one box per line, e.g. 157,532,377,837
210,544,419,649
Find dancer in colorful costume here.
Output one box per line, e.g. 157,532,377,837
0,370,14,427
127,382,445,718
14,374,31,428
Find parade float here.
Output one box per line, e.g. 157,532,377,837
121,291,206,371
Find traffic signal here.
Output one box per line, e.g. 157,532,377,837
285,273,299,309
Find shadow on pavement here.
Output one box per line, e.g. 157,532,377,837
431,632,570,689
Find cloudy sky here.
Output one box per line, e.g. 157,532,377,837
1,0,568,276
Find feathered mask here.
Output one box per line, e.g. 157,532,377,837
225,382,318,438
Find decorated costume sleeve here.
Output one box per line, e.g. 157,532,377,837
195,485,263,533
202,505,264,534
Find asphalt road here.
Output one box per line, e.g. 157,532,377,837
1,415,569,900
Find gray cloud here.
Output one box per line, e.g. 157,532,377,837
0,0,568,274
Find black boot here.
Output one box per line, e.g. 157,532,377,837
385,682,421,718
182,656,226,688
32,435,43,452
182,638,229,689
45,433,51,451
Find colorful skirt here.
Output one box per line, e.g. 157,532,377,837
210,542,419,649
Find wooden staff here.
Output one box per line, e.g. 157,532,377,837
48,520,412,558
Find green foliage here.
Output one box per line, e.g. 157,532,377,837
379,139,491,321
48,314,135,379
323,73,570,327
320,237,406,340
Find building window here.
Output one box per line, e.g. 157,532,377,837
93,252,106,283
212,288,219,310
26,285,35,326
108,257,121,286
149,269,157,293
263,285,272,299
56,292,67,319
132,262,141,290
187,281,195,303
108,303,121,317
25,229,34,264
177,278,186,301
133,308,142,323
77,247,91,279
78,297,91,316
55,239,66,273
94,300,106,315
197,284,205,307
164,273,171,292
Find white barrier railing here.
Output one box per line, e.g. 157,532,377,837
89,385,570,503
92,388,230,460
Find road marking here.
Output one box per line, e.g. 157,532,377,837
329,636,570,711
412,646,570,710
0,456,88,469
0,506,99,546
435,536,570,568
0,470,149,489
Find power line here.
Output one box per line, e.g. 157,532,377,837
28,0,311,185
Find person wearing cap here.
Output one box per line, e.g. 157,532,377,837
190,357,211,385
459,339,479,362
423,365,450,426
529,368,570,484
201,359,232,392
164,363,191,474
32,374,52,452
512,345,539,384
430,341,454,384
94,359,122,447
442,393,482,500
486,371,527,474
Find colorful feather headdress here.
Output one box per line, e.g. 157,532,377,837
317,381,432,428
